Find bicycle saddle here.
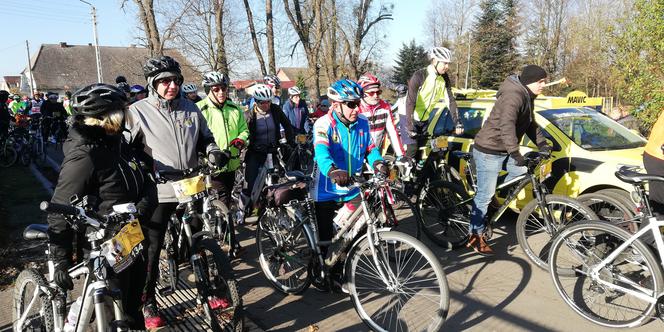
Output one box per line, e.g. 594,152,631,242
285,171,312,182
615,166,664,184
23,224,48,240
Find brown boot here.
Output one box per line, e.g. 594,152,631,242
467,234,494,256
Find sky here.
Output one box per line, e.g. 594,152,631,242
0,0,429,80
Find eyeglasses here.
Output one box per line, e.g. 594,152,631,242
211,85,227,92
156,77,182,86
258,100,271,105
343,101,360,109
364,90,381,97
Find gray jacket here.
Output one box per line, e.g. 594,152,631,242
126,92,218,202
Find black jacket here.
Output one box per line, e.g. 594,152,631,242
41,101,67,118
47,121,158,265
247,103,294,149
473,75,547,156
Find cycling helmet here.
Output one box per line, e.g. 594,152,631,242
327,79,363,102
288,87,301,95
430,46,452,62
71,83,128,117
115,75,127,84
263,74,281,88
357,73,381,90
202,71,230,88
129,85,145,93
252,84,273,102
182,83,198,93
395,84,408,97
142,55,182,79
117,82,130,93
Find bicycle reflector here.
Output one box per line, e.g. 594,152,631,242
296,134,307,144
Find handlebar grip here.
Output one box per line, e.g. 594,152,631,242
40,201,80,216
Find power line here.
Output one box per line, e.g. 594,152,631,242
0,41,25,53
5,0,90,16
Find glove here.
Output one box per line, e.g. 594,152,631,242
538,144,552,156
328,167,350,186
53,266,73,290
208,149,230,168
510,152,527,167
373,160,390,177
230,138,246,150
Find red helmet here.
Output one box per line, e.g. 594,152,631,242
357,73,381,91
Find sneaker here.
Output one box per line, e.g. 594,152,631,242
142,302,166,329
467,234,494,256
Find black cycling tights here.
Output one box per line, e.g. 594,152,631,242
142,202,178,303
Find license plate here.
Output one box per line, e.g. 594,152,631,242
101,220,144,273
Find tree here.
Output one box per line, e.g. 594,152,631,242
125,0,193,56
242,0,268,76
391,40,429,85
295,74,308,98
266,0,277,74
522,0,570,76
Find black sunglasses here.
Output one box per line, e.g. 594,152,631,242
343,101,360,109
156,77,183,86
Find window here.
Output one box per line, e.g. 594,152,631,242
458,107,486,138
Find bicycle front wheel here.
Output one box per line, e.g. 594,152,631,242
516,194,597,270
191,237,243,332
417,180,471,249
0,143,17,168
13,268,54,332
346,231,449,332
549,221,663,328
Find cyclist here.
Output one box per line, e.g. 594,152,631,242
41,93,67,143
468,65,552,255
242,84,294,213
46,83,157,329
129,84,147,104
312,78,388,291
62,91,74,115
404,46,463,158
357,73,407,160
311,98,330,120
125,55,226,328
263,74,282,105
9,94,23,115
282,86,309,134
29,91,44,115
0,90,10,138
182,82,202,103
197,71,249,256
392,84,413,147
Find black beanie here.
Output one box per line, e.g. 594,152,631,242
519,65,547,85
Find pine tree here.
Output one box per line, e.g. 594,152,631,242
295,74,308,99
391,40,429,85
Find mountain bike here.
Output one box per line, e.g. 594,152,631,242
155,164,243,332
25,114,46,166
285,133,314,175
14,197,144,332
256,174,449,332
548,165,664,328
419,150,597,270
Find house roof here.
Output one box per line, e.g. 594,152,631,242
231,79,258,90
277,67,332,91
25,43,200,91
3,76,20,86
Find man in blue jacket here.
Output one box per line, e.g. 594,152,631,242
312,78,388,291
282,86,309,134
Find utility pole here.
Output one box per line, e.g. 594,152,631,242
80,0,103,83
25,40,35,94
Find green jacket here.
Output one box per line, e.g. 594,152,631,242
197,97,249,172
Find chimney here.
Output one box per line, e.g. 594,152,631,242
88,43,92,46
59,42,67,48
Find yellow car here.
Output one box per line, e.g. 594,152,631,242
438,90,646,209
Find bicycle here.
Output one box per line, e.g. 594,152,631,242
24,113,47,166
419,150,598,270
256,174,449,332
155,163,244,332
548,166,664,328
285,133,314,175
0,129,18,167
13,197,144,332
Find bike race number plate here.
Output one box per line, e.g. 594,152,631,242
101,220,145,273
171,175,206,203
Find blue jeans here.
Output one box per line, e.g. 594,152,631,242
469,149,527,234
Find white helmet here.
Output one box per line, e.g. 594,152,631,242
182,83,198,93
430,47,452,63
288,87,301,96
202,71,230,88
253,84,273,101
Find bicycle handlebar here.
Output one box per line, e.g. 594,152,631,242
40,201,80,216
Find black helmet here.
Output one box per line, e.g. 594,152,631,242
71,83,128,117
117,82,131,93
143,56,181,79
115,75,127,84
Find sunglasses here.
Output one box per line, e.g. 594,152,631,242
156,77,183,86
343,101,360,109
258,100,271,105
364,90,381,96
211,85,227,92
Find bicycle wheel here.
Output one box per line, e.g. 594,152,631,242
0,143,17,168
597,188,637,211
210,200,232,251
13,268,54,332
33,139,46,167
578,192,637,233
549,221,663,328
256,207,313,294
191,237,243,332
379,189,421,240
516,194,597,270
298,149,314,175
346,231,449,332
417,180,471,249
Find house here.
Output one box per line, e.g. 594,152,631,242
1,76,21,93
277,67,332,94
21,42,200,95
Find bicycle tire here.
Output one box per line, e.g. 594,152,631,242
417,180,471,249
191,237,244,332
210,200,233,251
256,207,313,294
379,189,421,240
578,192,637,232
13,268,54,332
549,221,664,328
516,194,597,270
596,188,638,215
0,143,17,168
346,231,449,332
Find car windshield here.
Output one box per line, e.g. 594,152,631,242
540,108,646,151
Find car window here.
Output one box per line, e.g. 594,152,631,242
458,107,486,138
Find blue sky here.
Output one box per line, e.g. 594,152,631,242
0,0,429,80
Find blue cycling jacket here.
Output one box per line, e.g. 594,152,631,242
312,111,382,202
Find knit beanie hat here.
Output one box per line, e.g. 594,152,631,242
519,65,547,85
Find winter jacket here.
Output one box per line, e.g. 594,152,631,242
473,75,547,156
125,92,218,203
247,103,294,149
48,121,158,266
197,97,249,172
312,111,382,202
405,65,460,136
41,101,67,118
282,99,309,134
359,99,405,157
